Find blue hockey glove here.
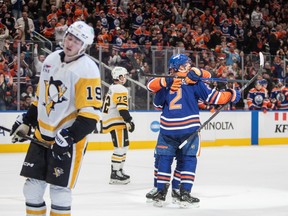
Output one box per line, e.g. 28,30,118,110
125,119,135,132
10,113,31,143
226,89,241,104
185,67,202,84
51,129,74,161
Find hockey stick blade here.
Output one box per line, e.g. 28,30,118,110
179,52,264,149
0,125,50,148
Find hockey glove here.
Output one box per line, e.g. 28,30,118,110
10,113,31,143
125,119,135,133
51,129,74,161
262,107,268,114
185,67,202,84
160,77,182,91
226,89,241,104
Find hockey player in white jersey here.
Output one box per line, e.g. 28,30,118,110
102,66,135,184
10,21,102,216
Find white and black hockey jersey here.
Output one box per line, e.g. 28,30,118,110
33,50,102,140
101,83,129,133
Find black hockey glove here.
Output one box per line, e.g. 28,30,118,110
125,119,135,133
10,113,31,143
51,129,74,161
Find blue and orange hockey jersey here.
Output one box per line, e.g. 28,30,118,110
148,78,234,135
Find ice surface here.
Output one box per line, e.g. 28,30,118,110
1,145,288,216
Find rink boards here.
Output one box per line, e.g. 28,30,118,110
0,111,287,152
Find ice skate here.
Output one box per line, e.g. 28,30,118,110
145,187,157,203
179,188,200,208
152,184,169,207
109,169,130,185
171,189,181,204
119,169,130,179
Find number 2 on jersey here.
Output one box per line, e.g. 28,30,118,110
169,88,182,110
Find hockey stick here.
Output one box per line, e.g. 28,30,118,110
179,52,265,149
143,73,249,83
127,55,248,83
0,125,50,148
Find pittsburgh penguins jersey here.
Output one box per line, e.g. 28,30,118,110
33,50,102,140
102,83,129,133
151,79,234,135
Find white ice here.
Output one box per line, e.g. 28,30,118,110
1,145,288,216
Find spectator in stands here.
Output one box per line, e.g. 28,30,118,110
33,44,45,84
2,0,288,112
11,0,24,20
24,0,38,20
131,23,151,46
108,49,122,68
1,12,16,37
34,16,48,36
20,84,35,101
54,16,68,47
0,72,8,110
46,4,58,23
15,11,35,42
250,5,264,28
0,23,9,50
42,17,57,41
20,95,31,110
223,44,240,66
271,56,284,82
207,26,222,50
5,82,17,110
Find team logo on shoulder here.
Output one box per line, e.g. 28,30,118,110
43,77,67,116
53,167,64,177
43,64,52,73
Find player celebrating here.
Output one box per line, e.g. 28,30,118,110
146,53,241,208
10,21,102,216
102,66,135,184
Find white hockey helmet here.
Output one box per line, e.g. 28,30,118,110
64,21,95,54
111,66,128,80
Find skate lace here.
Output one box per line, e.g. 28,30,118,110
148,187,157,195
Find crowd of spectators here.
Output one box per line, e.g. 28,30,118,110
0,0,287,110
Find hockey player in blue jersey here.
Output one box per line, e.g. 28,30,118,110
146,53,241,208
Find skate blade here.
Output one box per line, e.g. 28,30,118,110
153,200,165,208
179,201,200,208
146,198,153,203
172,198,180,204
109,179,130,185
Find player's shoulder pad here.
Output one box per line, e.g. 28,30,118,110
110,83,128,93
76,55,100,78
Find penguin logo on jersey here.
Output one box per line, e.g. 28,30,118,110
53,167,64,177
43,77,67,116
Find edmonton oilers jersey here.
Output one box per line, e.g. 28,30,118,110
153,81,232,135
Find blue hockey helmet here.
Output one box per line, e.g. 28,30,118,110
259,79,268,86
168,54,191,71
